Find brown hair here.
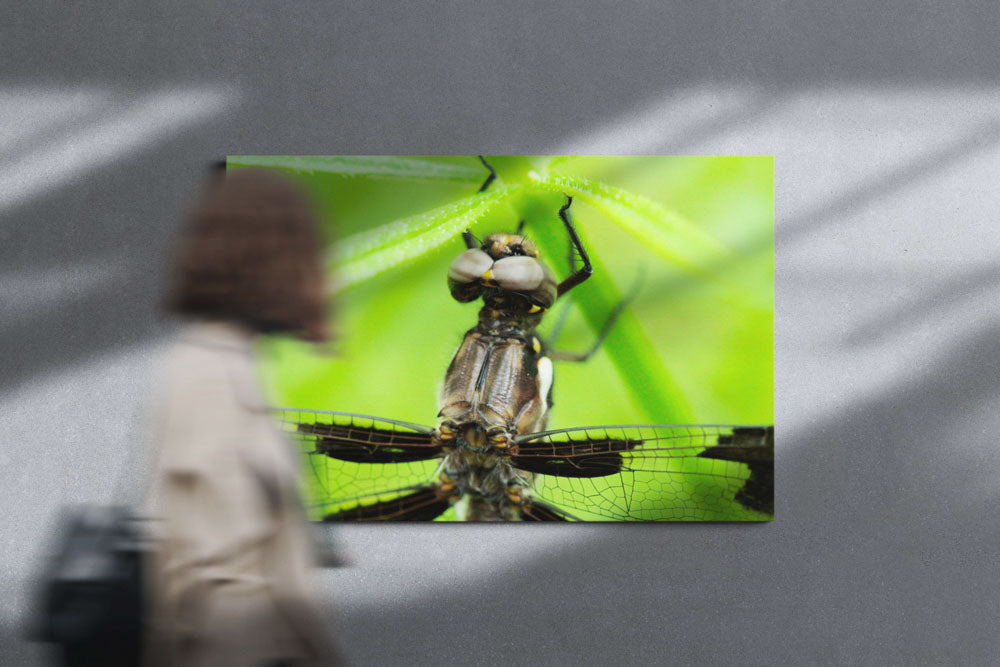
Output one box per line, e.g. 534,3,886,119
165,168,327,340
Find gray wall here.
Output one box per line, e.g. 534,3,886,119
3,3,1000,664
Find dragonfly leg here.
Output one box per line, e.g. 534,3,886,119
436,472,458,496
487,427,519,455
461,229,479,250
546,273,643,362
477,155,497,192
505,486,524,511
434,420,461,447
555,196,594,298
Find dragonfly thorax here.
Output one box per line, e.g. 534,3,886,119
477,302,544,336
439,443,532,521
438,421,517,454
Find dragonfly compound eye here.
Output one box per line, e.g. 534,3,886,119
490,256,544,291
448,249,494,284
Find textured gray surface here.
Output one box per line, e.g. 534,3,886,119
3,3,1000,665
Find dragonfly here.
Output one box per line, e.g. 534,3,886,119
274,176,774,521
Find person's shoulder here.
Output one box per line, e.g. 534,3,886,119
157,321,253,391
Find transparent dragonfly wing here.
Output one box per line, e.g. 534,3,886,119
274,409,773,522
273,408,445,520
514,425,773,521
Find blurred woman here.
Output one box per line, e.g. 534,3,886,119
147,168,339,666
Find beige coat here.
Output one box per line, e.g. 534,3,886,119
145,321,339,666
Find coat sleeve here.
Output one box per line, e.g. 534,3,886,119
150,357,278,640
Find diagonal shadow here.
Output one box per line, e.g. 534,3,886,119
841,263,1000,348
649,90,783,156
551,88,783,156
0,127,225,396
0,88,108,158
782,119,1000,243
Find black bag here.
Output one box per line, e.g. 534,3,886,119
34,506,147,666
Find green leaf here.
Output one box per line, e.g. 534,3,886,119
227,155,487,184
516,194,693,423
531,172,731,280
331,186,517,289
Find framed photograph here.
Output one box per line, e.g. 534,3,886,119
231,155,773,521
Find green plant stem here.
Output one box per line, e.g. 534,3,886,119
516,193,693,423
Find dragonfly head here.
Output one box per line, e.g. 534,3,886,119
448,232,557,312
481,233,539,260
450,245,551,295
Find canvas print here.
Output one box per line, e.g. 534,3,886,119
227,155,774,521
